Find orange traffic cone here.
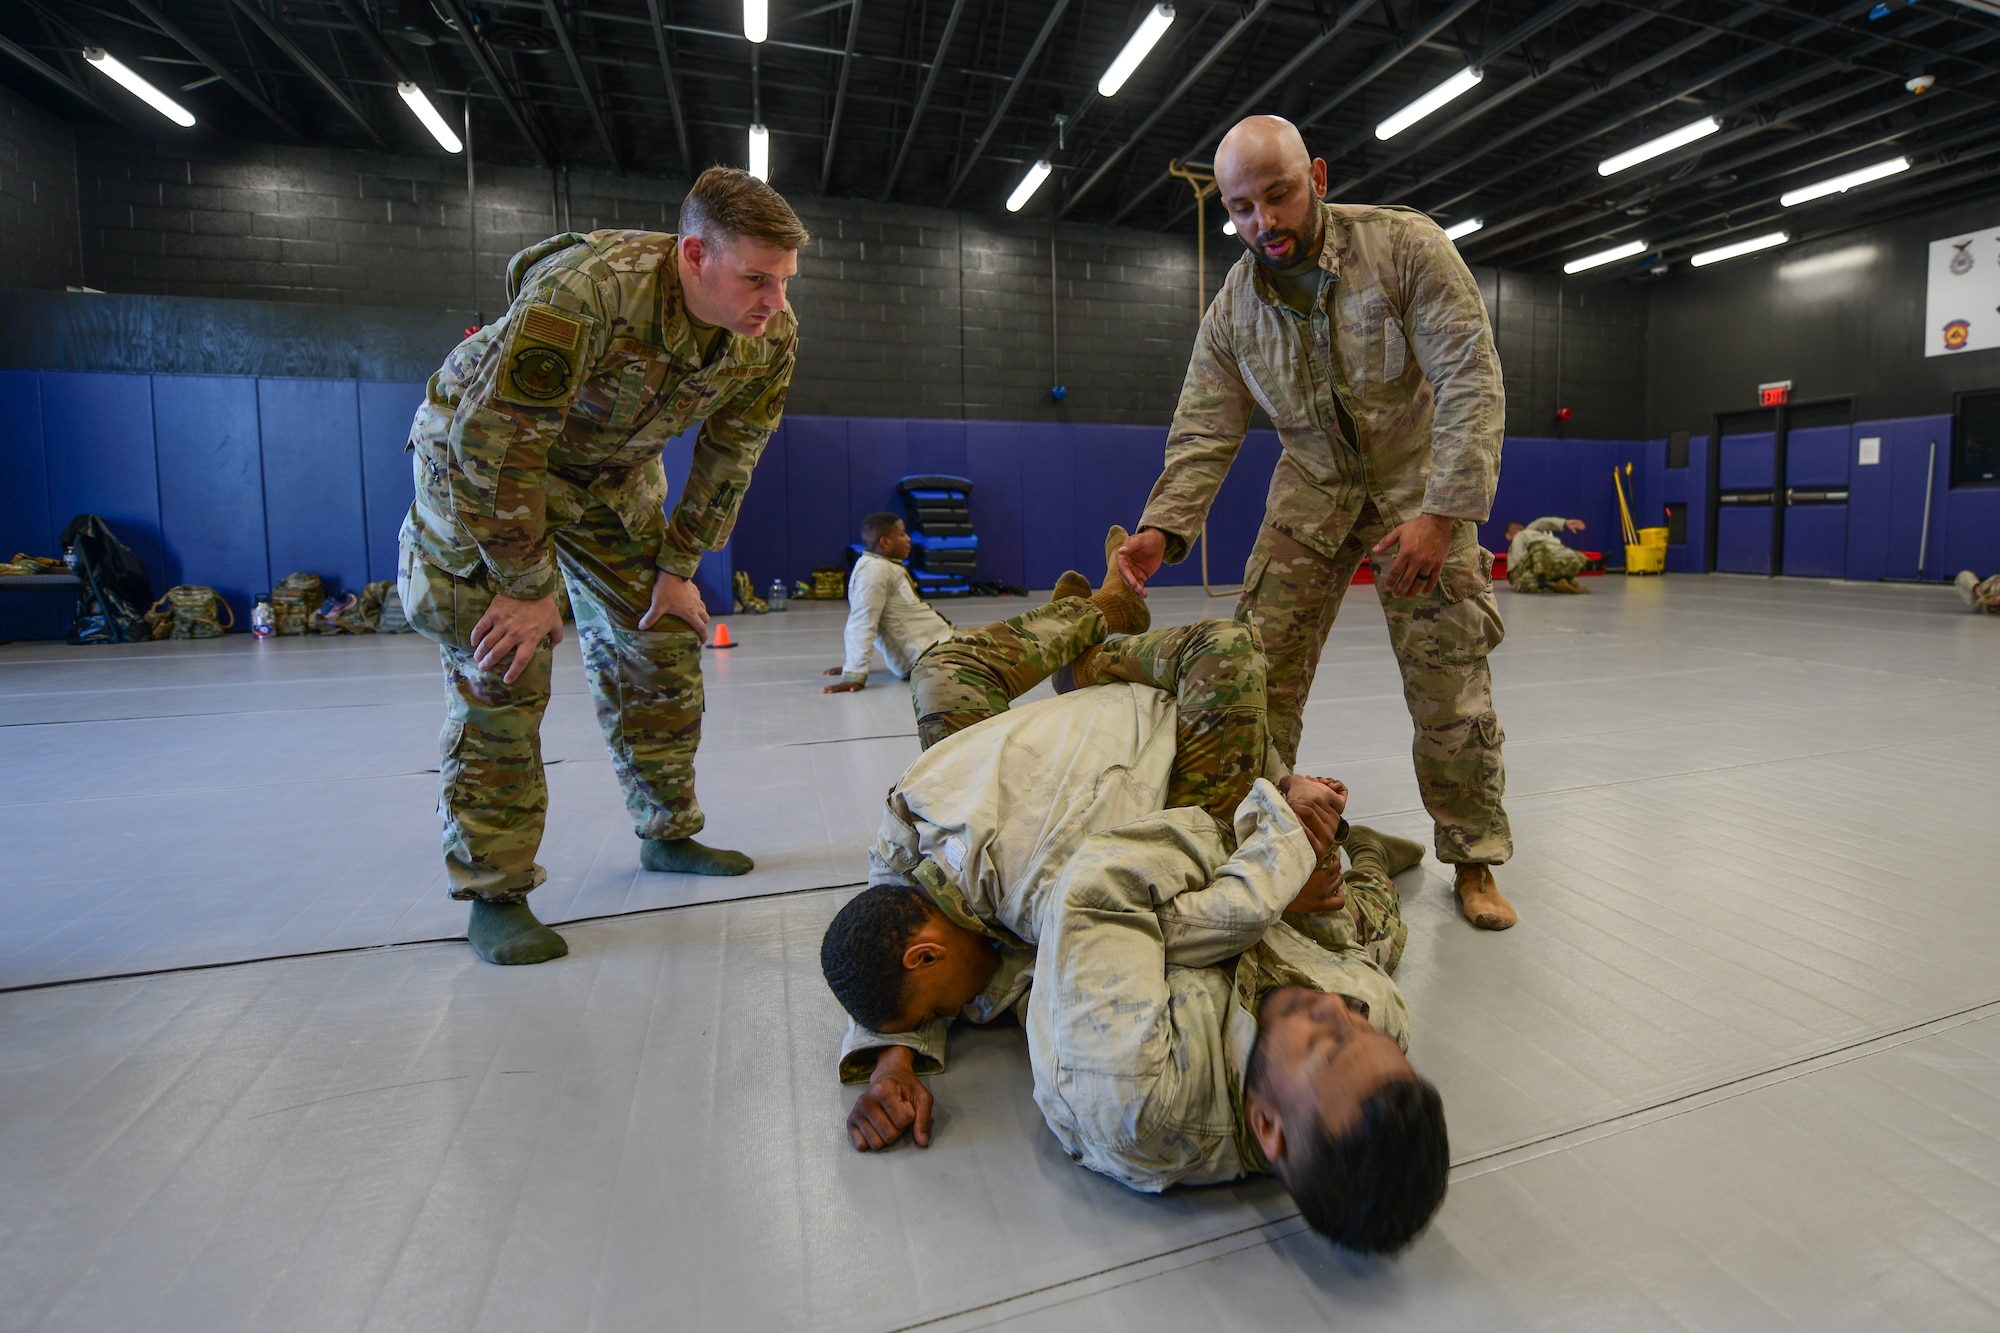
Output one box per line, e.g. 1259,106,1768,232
710,622,734,649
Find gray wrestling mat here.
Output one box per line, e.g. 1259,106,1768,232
2,578,1998,1329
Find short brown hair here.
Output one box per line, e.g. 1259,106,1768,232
679,166,810,250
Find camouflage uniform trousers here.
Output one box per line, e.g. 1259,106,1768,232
1237,498,1512,867
911,599,1274,824
1507,541,1585,593
399,494,705,903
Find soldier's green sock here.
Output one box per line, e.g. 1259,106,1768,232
1344,825,1426,880
640,836,754,876
467,898,569,965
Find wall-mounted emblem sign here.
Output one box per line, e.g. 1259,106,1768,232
1926,227,1999,356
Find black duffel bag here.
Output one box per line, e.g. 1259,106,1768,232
60,514,154,645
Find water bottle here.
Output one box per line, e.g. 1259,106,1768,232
251,594,275,638
768,577,788,612
62,546,77,571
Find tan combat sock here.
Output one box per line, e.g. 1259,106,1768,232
1053,569,1091,602
1453,864,1518,930
1090,525,1150,634
1344,825,1426,880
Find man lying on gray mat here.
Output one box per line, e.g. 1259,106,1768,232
818,609,1449,1253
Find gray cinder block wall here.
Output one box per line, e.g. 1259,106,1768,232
0,82,1648,436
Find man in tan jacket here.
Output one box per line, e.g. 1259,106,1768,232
1118,115,1517,931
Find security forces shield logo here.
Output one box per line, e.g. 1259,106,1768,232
1950,240,1974,275
497,303,586,406
510,347,572,400
1943,320,1971,350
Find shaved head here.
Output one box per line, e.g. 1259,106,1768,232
1215,115,1313,183
1215,116,1328,271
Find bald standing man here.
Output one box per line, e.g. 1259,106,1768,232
1118,116,1518,931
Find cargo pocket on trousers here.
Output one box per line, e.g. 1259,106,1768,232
437,718,467,813
1431,543,1505,665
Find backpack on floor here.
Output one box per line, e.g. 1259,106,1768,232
144,585,234,639
375,581,410,633
60,514,153,645
271,572,322,635
732,569,769,614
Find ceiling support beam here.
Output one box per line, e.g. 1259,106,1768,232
0,31,118,120
225,0,389,148
124,0,302,140
943,0,1071,206
642,0,694,174
543,0,623,173
820,0,865,192
881,0,971,200
1334,0,1671,199
1108,0,1377,226
434,0,555,168
1061,0,1273,217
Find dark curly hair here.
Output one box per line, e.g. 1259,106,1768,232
1269,1075,1450,1253
820,886,933,1031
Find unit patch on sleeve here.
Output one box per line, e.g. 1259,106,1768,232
497,303,589,407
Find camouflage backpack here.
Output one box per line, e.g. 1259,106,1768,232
271,572,322,635
373,580,411,633
144,585,234,639
732,569,769,614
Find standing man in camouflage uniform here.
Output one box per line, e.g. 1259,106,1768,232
1118,116,1518,932
398,168,804,965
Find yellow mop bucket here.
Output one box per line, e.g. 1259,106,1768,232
1615,468,1666,575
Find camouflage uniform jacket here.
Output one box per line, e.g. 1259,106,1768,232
838,682,1314,1081
1507,516,1572,569
1139,203,1504,563
403,229,797,598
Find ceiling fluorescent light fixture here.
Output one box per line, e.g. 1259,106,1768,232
1098,4,1175,97
1222,219,1236,235
83,47,195,126
397,83,463,153
748,123,769,180
1442,217,1484,241
744,0,768,43
1563,239,1647,274
1779,156,1910,207
1007,159,1052,212
1598,117,1719,176
1691,230,1788,267
1376,67,1483,140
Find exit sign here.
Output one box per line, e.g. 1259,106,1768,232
1759,380,1793,407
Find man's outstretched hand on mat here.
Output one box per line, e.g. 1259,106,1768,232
848,1045,934,1151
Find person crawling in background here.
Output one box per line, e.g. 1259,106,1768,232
1955,570,2000,614
1504,517,1591,594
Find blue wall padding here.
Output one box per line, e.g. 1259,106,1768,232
1718,508,1774,574
1666,436,1710,574
40,371,167,591
257,379,371,594
153,376,269,615
1785,426,1850,488
964,422,1026,588
0,371,68,641
906,419,967,477
1784,507,1848,579
6,367,1999,643
358,382,425,583
1846,423,1893,582
1718,433,1776,490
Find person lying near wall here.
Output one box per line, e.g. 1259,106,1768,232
818,603,1450,1253
1504,517,1592,594
1956,570,2000,614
